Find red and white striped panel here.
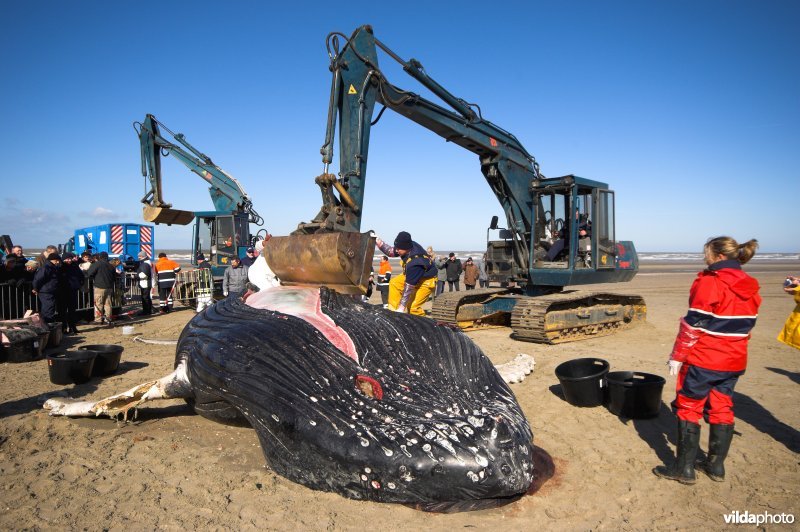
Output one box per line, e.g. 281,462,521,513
140,226,152,243
141,243,152,258
111,225,124,255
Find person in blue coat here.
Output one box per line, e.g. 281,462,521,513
32,253,63,324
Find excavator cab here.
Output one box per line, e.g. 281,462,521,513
529,175,630,284
192,212,253,278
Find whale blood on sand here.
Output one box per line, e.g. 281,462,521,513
46,287,535,511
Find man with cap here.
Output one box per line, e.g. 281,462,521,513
32,252,64,324
240,246,258,267
136,251,154,316
375,231,437,315
444,253,463,292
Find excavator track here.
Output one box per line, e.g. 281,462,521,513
429,288,510,325
430,289,646,344
510,291,646,344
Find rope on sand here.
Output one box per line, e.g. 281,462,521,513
134,336,178,346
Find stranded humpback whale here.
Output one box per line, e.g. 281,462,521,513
45,287,534,511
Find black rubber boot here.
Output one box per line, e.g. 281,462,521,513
653,420,701,484
697,423,734,481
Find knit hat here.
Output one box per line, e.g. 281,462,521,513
196,253,205,260
62,252,76,260
393,231,413,251
137,251,148,260
246,247,255,253
46,253,61,261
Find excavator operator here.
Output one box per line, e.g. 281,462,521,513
375,231,437,315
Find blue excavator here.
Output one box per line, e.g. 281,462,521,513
134,114,265,277
265,25,645,344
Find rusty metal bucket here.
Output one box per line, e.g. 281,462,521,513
142,206,195,226
264,232,375,295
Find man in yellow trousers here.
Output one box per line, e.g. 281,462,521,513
375,231,437,315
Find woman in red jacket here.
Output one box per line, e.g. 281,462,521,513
654,236,761,485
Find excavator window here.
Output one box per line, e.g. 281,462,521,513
594,190,616,268
215,216,236,258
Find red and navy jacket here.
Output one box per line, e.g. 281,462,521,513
675,260,761,372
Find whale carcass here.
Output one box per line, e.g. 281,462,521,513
45,287,534,511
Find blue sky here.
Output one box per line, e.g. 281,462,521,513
1,1,797,252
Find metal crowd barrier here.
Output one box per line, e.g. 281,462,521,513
172,269,214,306
1,268,215,321
0,278,124,322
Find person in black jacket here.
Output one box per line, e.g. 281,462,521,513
444,253,463,292
32,253,63,324
2,255,32,319
87,251,117,325
60,252,84,334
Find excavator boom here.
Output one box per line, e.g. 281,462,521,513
135,114,263,227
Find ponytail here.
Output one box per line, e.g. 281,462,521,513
704,236,758,265
736,239,758,265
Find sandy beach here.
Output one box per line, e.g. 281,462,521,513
1,262,797,530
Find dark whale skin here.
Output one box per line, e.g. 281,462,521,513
175,288,534,511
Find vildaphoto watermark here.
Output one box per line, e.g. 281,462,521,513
723,510,795,525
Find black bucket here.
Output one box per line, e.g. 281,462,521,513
47,351,97,385
606,371,666,419
80,344,124,376
554,358,610,407
47,322,63,348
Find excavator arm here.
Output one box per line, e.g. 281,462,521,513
269,25,543,291
297,25,541,244
134,114,263,227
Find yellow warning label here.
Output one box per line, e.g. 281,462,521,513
348,84,357,95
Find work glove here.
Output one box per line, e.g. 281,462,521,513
395,305,407,313
375,237,384,248
667,359,682,376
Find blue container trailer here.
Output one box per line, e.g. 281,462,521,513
64,223,155,262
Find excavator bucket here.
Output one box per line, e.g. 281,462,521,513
263,232,375,295
142,206,195,226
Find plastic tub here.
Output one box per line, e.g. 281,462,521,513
47,351,97,385
80,344,124,376
34,330,50,358
47,322,63,348
554,358,610,407
606,371,666,419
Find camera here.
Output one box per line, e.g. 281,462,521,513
785,277,798,288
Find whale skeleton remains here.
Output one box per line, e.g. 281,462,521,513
45,287,536,512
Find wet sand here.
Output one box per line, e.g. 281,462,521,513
1,262,798,530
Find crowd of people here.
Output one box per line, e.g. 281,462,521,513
0,244,188,328
1,234,496,327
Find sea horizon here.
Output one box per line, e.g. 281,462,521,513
28,249,799,264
